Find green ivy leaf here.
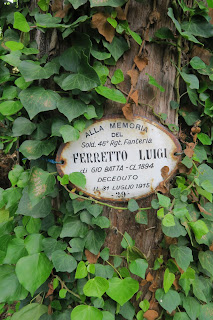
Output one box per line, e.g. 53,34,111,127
189,220,209,239
61,53,100,91
181,17,213,38
1,86,18,100
197,133,212,145
107,277,139,306
190,57,206,70
37,0,50,11
103,37,129,61
179,110,200,126
163,268,175,293
52,250,77,273
59,47,81,72
15,76,32,90
95,86,126,103
155,289,181,313
19,60,59,82
129,29,142,45
83,277,109,297
182,156,193,168
154,27,175,39
168,7,181,33
84,105,97,120
3,238,27,264
57,97,88,122
91,47,111,61
16,188,52,218
135,211,148,225
68,0,87,9
198,251,213,277
71,305,103,320
8,165,24,186
26,217,41,234
11,303,47,320
60,217,88,238
173,313,190,320
107,17,117,28
92,216,110,229
0,265,28,303
157,193,171,208
28,167,55,205
87,264,95,274
19,87,60,119
13,12,30,33
102,311,114,320
35,13,62,28
19,139,56,160
180,72,199,90
69,172,86,189
93,61,109,85
199,303,213,320
15,253,53,296
197,164,213,191
121,232,135,248
42,238,66,260
12,117,36,136
139,300,149,312
95,264,114,279
75,261,88,279
0,101,22,116
59,125,80,143
170,245,193,271
59,288,67,299
87,203,103,218
162,216,187,238
146,73,165,92
182,296,200,320
24,234,43,255
3,187,22,210
100,247,109,261
162,214,175,227
129,259,148,279
85,229,106,255
5,41,24,51
128,199,139,212
0,64,10,84
111,69,124,84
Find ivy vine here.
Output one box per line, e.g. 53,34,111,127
0,0,213,320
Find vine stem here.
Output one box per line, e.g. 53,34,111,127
106,261,123,279
54,275,84,302
63,185,151,212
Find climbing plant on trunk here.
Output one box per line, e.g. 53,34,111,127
0,0,213,320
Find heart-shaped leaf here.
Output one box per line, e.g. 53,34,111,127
19,87,60,119
15,253,53,296
155,289,181,313
163,268,175,293
83,277,109,297
106,277,139,306
71,305,103,320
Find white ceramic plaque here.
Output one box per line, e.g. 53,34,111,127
56,116,181,201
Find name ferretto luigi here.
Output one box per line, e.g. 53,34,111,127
72,121,168,164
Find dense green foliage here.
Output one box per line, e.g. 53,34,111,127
0,0,213,319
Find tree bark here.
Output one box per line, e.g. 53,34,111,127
103,0,178,303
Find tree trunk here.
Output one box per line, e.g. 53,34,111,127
104,0,177,303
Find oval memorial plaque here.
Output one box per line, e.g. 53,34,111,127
56,116,181,202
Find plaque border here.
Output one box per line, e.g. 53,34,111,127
56,115,182,202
